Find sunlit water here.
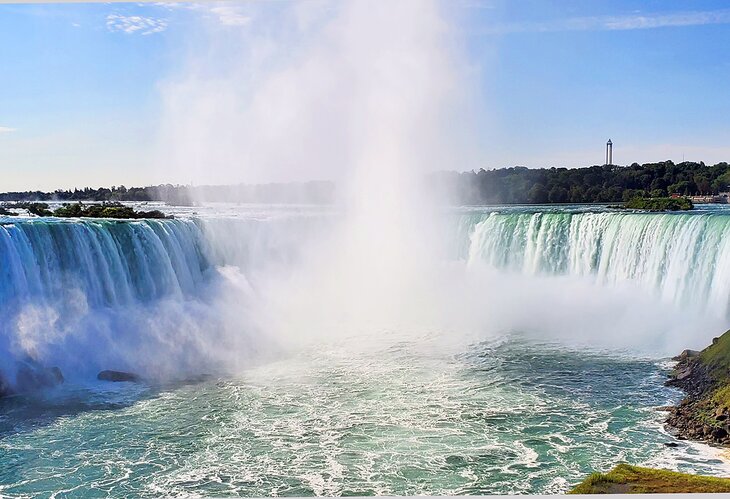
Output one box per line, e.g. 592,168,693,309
2,204,730,497
1,332,728,497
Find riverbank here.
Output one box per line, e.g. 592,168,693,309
665,330,730,444
570,331,730,493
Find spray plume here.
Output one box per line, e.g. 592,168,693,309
0,1,721,393
154,0,721,357
155,0,483,344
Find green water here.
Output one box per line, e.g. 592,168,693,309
3,207,730,497
0,333,726,497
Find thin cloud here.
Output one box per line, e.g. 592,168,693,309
482,9,730,35
0,126,17,133
208,6,250,26
106,13,168,35
149,2,251,27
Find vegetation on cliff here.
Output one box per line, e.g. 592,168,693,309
4,202,53,217
665,330,730,444
1,202,170,219
52,202,169,219
622,196,693,211
570,464,730,494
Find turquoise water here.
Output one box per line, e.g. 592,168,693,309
1,333,727,498
2,205,730,496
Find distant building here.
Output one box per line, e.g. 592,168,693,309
688,193,729,204
605,139,613,166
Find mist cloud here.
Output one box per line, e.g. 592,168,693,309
154,0,481,188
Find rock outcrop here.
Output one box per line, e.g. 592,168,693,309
0,372,12,398
14,362,64,393
665,330,730,445
97,370,141,383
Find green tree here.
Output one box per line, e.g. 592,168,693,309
548,186,569,203
528,184,548,203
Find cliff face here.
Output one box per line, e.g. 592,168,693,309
665,330,730,445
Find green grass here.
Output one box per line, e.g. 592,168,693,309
700,330,730,377
570,464,730,494
712,384,730,412
694,330,730,415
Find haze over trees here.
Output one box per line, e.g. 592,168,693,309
1,161,729,206
433,161,730,204
0,181,335,206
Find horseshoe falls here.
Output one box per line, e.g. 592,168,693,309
0,214,327,383
465,210,730,318
1,205,730,497
0,219,209,306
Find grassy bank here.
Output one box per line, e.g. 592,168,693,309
570,464,730,494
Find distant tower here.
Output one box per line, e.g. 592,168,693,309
606,139,613,166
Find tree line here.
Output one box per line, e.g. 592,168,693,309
3,161,730,206
431,161,730,204
0,181,334,205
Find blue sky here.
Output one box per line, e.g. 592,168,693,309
1,0,730,190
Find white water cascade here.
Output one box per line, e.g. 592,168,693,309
465,210,730,318
0,216,324,385
2,208,730,388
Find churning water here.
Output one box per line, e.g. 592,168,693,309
1,204,730,497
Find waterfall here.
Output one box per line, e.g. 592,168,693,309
465,211,730,317
1,209,729,387
0,214,333,386
0,219,210,307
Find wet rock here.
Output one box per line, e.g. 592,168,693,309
675,367,693,380
672,349,700,361
663,442,679,447
0,372,12,398
15,362,64,392
664,337,730,447
49,367,64,384
713,428,728,440
97,370,141,383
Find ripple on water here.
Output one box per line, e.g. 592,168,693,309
0,334,728,497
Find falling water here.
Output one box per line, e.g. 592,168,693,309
464,210,730,318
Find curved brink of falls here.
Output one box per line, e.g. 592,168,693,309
0,219,210,307
1,210,730,386
0,218,289,385
464,211,730,318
